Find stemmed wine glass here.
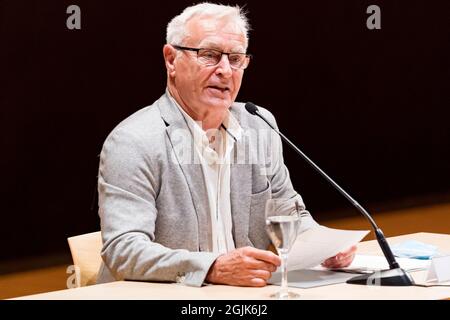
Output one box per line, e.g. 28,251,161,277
265,198,303,299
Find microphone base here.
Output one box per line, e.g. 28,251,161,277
346,268,415,286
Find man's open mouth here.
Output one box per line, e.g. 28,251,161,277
207,86,230,92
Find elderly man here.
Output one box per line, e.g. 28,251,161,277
97,3,356,287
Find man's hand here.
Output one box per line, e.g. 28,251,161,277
322,245,357,269
206,246,281,287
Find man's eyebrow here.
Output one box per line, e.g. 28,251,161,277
200,42,245,53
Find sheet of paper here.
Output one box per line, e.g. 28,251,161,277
426,255,450,283
285,226,370,271
349,254,430,272
312,254,430,274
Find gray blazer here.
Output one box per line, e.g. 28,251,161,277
97,93,318,286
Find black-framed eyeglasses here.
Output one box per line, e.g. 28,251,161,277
172,45,251,70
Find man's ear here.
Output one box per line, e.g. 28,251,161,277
163,44,177,77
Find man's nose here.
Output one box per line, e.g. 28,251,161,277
215,54,233,77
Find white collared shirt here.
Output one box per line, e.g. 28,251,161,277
168,91,242,254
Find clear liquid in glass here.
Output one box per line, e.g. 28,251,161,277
266,215,300,252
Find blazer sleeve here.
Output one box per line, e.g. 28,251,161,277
98,128,219,287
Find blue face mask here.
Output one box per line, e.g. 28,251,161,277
391,240,438,260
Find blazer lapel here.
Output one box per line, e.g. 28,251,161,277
157,94,212,252
229,106,253,248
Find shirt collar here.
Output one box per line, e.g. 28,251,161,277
166,88,242,161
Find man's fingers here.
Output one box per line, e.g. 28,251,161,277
337,254,355,268
321,258,333,268
207,248,280,287
243,247,281,266
341,245,357,256
250,278,267,287
322,245,358,268
245,258,277,272
248,270,272,287
251,269,272,281
322,252,355,268
337,247,356,266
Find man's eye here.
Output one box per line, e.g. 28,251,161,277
201,51,219,59
229,55,242,63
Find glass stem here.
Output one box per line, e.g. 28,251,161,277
280,251,289,299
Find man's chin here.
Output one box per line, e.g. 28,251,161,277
203,97,233,110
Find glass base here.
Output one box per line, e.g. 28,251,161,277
269,291,300,300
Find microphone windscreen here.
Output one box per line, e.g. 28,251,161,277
245,102,259,115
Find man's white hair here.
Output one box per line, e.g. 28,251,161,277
166,3,250,49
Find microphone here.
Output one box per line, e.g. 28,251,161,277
245,102,414,286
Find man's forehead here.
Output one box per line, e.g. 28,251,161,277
186,16,247,50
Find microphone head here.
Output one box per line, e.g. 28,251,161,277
245,102,259,115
